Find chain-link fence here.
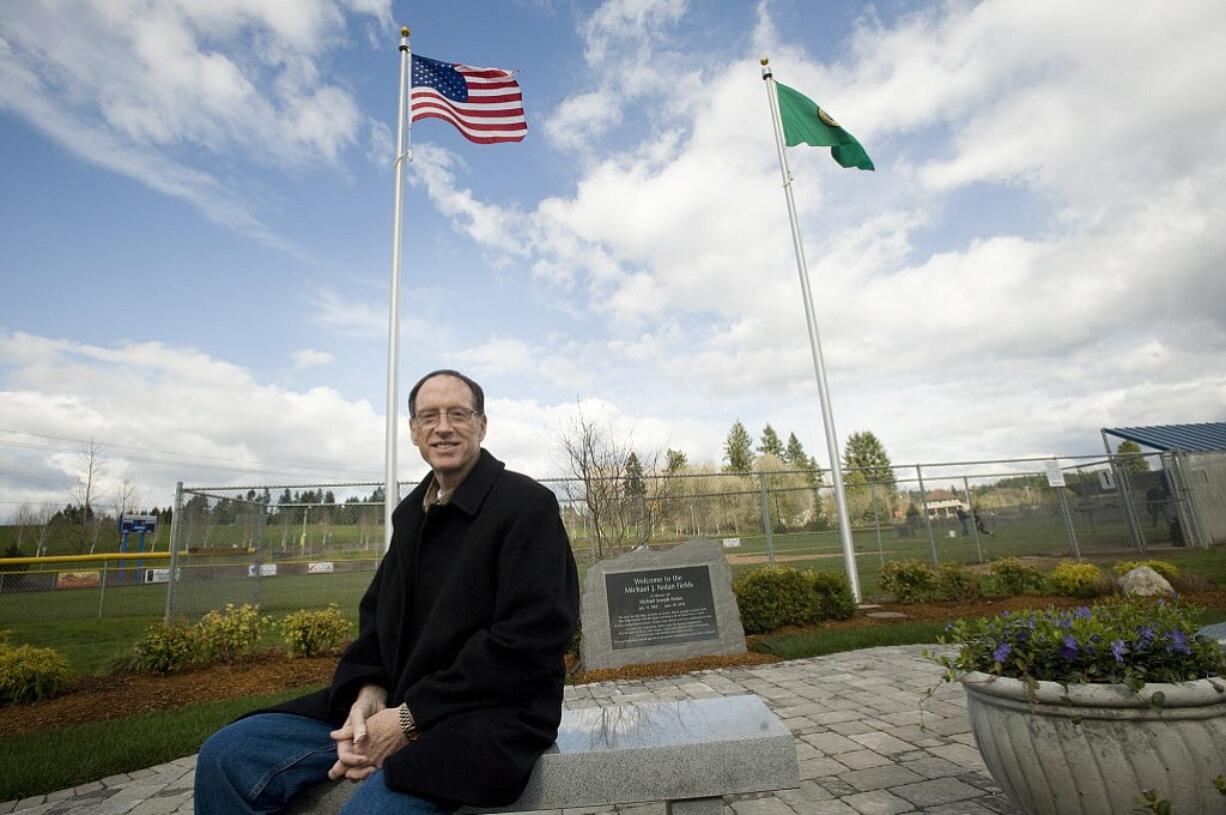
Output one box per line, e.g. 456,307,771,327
0,450,1211,624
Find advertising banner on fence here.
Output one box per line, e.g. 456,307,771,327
721,537,741,549
307,562,335,574
56,570,101,589
144,568,181,584
246,564,278,577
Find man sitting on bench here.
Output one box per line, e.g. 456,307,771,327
194,370,580,815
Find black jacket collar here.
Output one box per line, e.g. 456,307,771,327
405,448,503,518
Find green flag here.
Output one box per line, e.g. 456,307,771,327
776,82,874,171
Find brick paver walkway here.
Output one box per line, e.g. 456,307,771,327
1,645,1017,815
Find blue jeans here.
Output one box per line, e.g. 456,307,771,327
195,713,454,815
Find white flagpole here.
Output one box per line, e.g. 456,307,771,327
383,26,412,552
760,58,862,602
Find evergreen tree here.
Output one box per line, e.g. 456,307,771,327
843,431,897,490
758,424,784,457
784,432,807,469
723,420,753,472
665,448,688,473
1116,440,1151,475
624,452,646,497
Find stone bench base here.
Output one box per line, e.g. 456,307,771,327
287,695,798,814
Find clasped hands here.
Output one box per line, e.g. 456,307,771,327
328,684,409,782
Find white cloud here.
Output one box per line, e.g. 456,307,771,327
409,0,1226,465
290,349,334,370
0,332,721,515
0,0,390,247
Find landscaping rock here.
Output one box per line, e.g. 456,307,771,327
1119,566,1174,597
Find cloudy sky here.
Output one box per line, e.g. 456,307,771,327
2,0,1224,514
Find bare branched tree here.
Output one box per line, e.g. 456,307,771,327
557,408,662,561
71,439,109,553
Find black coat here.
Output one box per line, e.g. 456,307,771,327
268,450,580,806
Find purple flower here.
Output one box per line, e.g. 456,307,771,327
1055,616,1072,630
1072,607,1092,620
1061,634,1079,660
1111,639,1128,663
1137,626,1156,648
1167,630,1191,655
993,642,1013,663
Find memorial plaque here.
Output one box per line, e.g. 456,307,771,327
581,539,746,670
605,565,719,650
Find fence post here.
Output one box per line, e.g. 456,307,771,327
1101,430,1145,552
1056,484,1082,561
916,465,938,564
97,560,108,619
757,473,776,567
164,482,184,624
963,476,984,563
869,483,885,568
1166,452,1205,548
1115,461,1146,553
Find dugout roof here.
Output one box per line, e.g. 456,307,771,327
1102,422,1226,452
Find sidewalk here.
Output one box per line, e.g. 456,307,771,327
2,644,1017,815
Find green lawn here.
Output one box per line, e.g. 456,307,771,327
4,540,1223,677
0,683,324,802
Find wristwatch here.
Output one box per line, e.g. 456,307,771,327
397,703,419,740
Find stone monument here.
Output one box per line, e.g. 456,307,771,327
581,539,746,670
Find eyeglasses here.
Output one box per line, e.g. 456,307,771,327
412,408,481,428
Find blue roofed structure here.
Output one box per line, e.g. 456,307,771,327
1103,422,1226,452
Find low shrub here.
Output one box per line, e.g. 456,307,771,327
988,557,1045,596
934,563,980,601
1113,560,1180,581
197,604,268,663
734,568,814,634
128,621,202,675
0,631,71,705
279,605,353,658
808,570,856,621
879,559,937,603
1047,561,1103,598
733,567,856,633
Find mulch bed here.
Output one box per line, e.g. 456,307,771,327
5,592,1223,738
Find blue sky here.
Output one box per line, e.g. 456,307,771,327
2,0,1224,513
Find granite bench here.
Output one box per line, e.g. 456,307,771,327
285,694,799,815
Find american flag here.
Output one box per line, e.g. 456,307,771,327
411,54,527,144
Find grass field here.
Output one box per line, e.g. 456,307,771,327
0,683,323,802
3,536,1224,676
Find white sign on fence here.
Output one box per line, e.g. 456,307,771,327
1044,460,1066,488
247,564,278,577
721,537,741,549
307,561,335,574
145,568,170,584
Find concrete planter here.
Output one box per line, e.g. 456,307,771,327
961,671,1226,814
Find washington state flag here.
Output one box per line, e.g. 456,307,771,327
775,82,874,171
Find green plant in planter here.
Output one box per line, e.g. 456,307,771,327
932,600,1226,815
935,600,1223,689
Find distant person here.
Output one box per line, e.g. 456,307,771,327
194,370,580,815
973,509,993,536
1145,485,1170,529
956,505,970,536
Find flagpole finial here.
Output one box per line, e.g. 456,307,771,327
760,56,769,65
401,26,410,37
760,56,772,79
